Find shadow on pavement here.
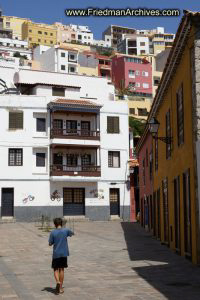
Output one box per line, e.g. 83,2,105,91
121,222,200,300
41,287,57,295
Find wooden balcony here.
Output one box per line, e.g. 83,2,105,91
50,164,101,177
50,129,100,140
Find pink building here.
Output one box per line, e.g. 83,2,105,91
112,54,152,96
136,130,153,231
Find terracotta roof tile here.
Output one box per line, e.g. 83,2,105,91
51,98,102,108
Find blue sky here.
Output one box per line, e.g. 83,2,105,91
0,0,200,39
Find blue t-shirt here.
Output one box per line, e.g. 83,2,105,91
49,228,73,259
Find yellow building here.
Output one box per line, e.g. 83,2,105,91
116,94,152,121
22,21,57,48
2,15,29,40
146,11,200,264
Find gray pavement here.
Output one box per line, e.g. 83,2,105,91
0,221,200,300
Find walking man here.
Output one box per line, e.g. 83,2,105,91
49,217,74,294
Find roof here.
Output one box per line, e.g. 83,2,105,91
129,159,139,168
136,10,200,153
48,98,102,109
13,69,81,88
57,46,78,52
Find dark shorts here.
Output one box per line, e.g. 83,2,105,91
52,257,68,270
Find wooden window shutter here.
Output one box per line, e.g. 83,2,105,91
9,112,23,129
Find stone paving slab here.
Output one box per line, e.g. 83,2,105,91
1,221,200,299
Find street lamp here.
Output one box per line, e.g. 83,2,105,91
148,117,173,144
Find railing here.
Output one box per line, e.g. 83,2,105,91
50,164,101,177
51,129,100,140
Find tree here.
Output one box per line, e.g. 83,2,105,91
129,116,145,137
13,52,28,60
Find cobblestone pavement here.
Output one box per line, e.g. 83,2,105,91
1,221,200,300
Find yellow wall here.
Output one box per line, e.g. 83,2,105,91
153,29,197,263
22,21,57,48
2,16,28,40
78,66,98,76
116,96,152,121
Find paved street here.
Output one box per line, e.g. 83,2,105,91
0,221,200,300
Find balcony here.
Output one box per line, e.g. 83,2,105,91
50,128,100,140
50,164,101,177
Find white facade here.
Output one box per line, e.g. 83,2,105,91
0,69,130,221
33,46,78,74
0,37,32,60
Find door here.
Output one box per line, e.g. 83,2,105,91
66,120,77,135
63,188,85,216
110,188,120,216
162,178,169,244
53,119,63,136
174,176,180,252
183,170,192,258
53,153,63,171
81,121,90,136
1,188,14,217
157,189,161,239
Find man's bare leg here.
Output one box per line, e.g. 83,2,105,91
59,268,64,293
54,269,60,293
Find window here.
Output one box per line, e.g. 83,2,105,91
176,83,184,146
61,65,66,71
38,31,42,34
44,32,48,35
9,149,23,166
141,50,146,54
149,152,153,181
135,82,140,87
142,158,145,185
138,108,148,116
142,71,149,77
52,87,65,96
38,39,41,42
78,35,82,40
108,151,120,168
36,118,46,132
81,154,91,166
6,22,10,28
61,52,65,57
50,41,53,44
155,137,158,171
135,70,140,76
29,29,32,33
36,153,45,167
129,108,135,115
143,83,149,89
128,70,135,78
69,54,75,60
66,154,78,166
146,148,148,166
107,116,119,133
140,42,145,46
9,111,23,129
50,33,53,36
166,110,172,159
69,67,75,73
29,37,32,41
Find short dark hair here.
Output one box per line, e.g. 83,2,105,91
54,218,63,228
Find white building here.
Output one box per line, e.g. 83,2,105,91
70,24,94,45
117,34,150,56
0,69,130,221
33,45,78,74
0,37,32,60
